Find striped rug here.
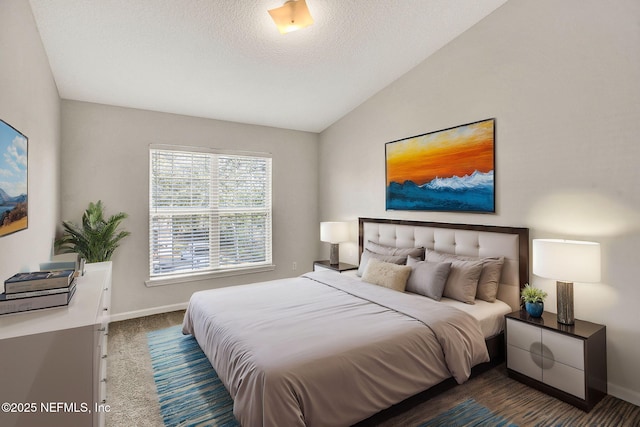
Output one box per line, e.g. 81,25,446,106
147,325,239,427
419,398,518,427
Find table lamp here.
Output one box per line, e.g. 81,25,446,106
320,222,349,265
533,239,601,325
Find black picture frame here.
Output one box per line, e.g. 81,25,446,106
385,118,495,213
0,119,28,237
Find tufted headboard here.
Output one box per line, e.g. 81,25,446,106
358,217,529,311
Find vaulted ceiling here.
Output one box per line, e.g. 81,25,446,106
29,0,508,132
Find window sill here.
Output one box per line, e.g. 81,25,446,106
145,264,276,287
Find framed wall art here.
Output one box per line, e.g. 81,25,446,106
385,118,495,213
0,119,28,237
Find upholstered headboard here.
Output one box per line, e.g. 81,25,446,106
358,218,529,311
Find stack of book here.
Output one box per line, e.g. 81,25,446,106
1,270,77,315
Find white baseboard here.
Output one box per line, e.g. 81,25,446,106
609,382,640,407
109,302,189,323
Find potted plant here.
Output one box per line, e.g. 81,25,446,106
54,200,131,263
521,284,547,318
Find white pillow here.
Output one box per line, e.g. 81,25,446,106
357,248,407,277
361,258,412,292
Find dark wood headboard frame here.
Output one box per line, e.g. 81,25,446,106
358,217,530,292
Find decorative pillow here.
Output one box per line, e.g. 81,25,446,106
357,248,407,277
361,258,412,292
406,256,452,301
425,249,504,303
365,240,425,260
426,254,482,304
474,257,504,302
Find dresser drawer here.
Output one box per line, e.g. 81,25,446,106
542,329,584,370
506,318,542,354
507,344,543,381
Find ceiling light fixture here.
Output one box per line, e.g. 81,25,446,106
268,0,314,34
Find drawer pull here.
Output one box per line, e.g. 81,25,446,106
101,399,106,404
102,354,108,359
103,307,109,311
101,378,107,383
98,327,106,332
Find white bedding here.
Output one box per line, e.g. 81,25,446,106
438,297,512,338
342,269,512,338
183,270,489,426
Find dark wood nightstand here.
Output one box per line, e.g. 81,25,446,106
313,260,358,273
505,310,607,412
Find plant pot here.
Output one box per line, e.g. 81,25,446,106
525,301,544,318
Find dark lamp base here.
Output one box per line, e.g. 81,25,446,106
557,280,575,325
329,244,340,265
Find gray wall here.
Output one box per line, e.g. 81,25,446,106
319,0,640,405
61,101,319,316
0,0,61,281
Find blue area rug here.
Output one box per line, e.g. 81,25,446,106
419,398,518,427
147,325,239,427
148,326,518,427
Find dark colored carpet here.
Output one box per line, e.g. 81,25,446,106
419,398,518,426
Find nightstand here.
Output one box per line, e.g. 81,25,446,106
505,310,607,412
313,260,358,273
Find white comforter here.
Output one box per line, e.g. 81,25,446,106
182,270,489,427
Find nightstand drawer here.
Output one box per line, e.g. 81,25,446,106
542,329,584,370
507,344,543,381
506,318,542,355
543,358,585,399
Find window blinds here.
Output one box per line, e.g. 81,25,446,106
149,147,272,277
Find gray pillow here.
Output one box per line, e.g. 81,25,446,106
361,258,412,292
438,258,483,304
425,249,504,303
357,248,407,277
365,240,425,260
406,256,452,301
426,254,482,304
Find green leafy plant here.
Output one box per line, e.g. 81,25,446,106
521,283,548,304
55,200,131,263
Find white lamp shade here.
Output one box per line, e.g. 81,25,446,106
320,222,349,244
533,239,601,283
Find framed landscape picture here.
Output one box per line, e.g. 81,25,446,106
385,118,495,213
0,119,28,237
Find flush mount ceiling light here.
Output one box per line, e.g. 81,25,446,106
268,0,314,34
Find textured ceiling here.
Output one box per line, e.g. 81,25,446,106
29,0,507,133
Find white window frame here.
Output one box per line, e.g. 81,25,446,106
146,144,274,286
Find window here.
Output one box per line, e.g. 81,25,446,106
149,146,272,281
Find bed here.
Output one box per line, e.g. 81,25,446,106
182,218,529,426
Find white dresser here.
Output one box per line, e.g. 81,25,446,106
0,262,111,427
505,310,607,411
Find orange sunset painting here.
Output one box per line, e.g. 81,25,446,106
385,119,495,212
